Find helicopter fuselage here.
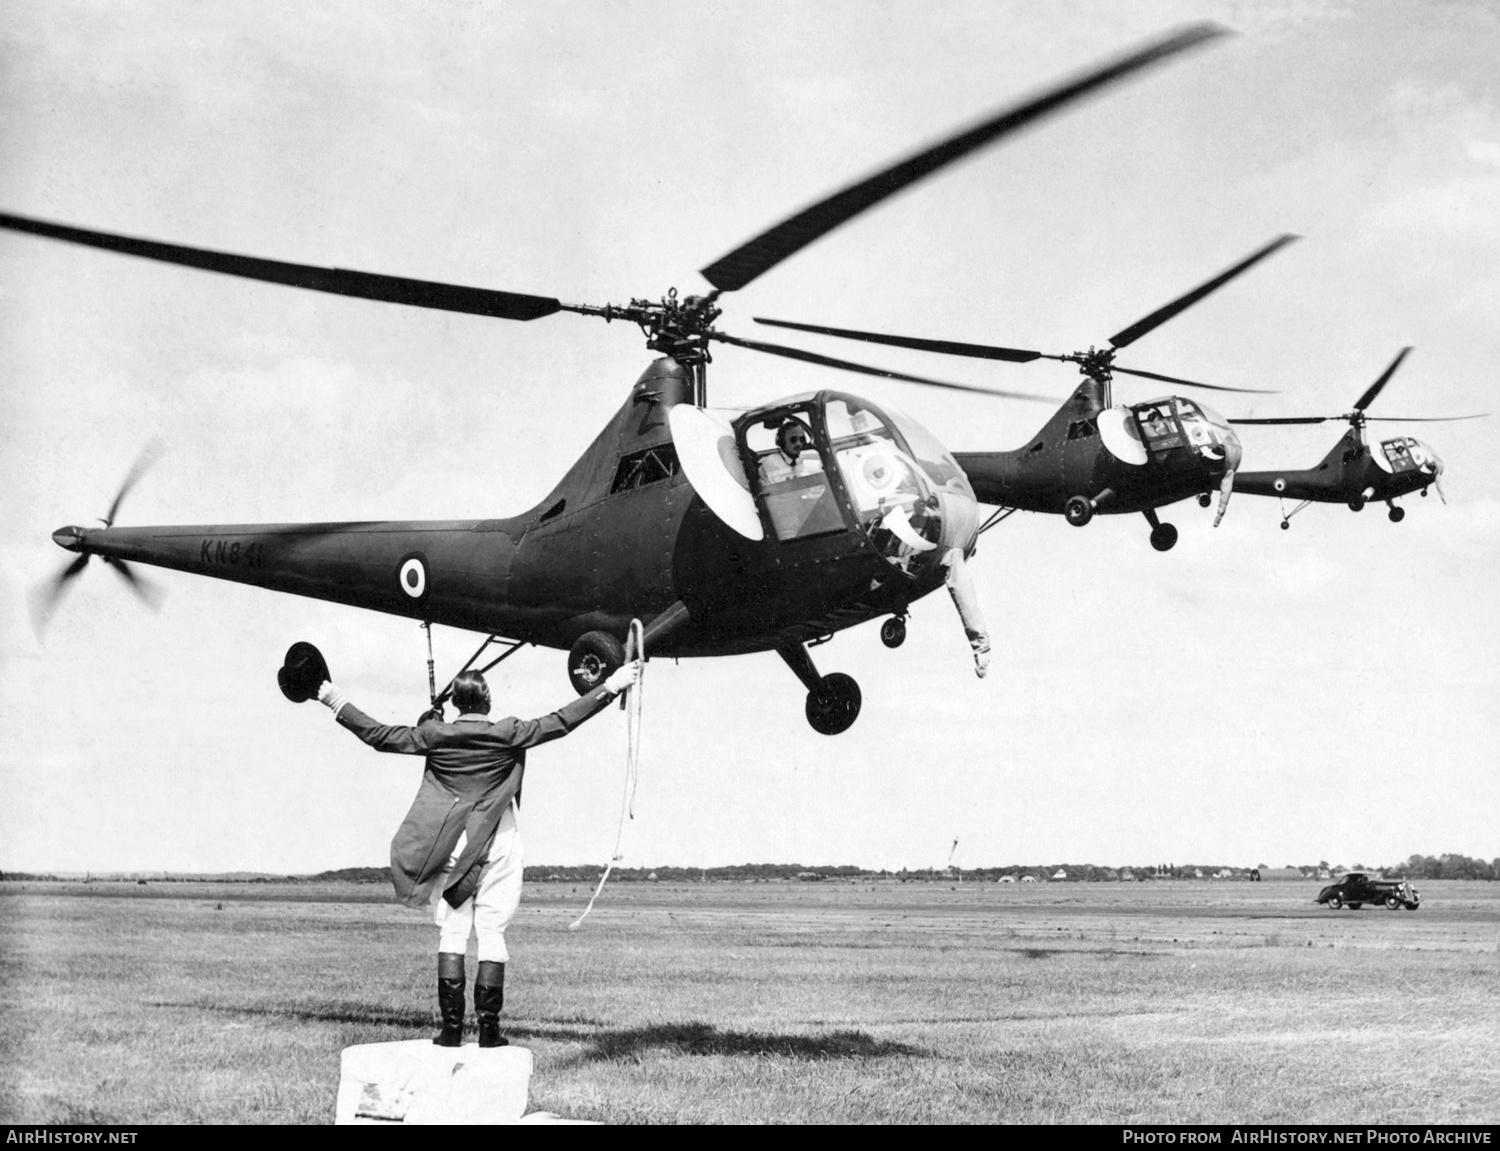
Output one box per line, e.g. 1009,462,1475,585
954,380,1242,520
1234,426,1442,508
51,360,964,662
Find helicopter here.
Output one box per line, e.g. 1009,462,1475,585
754,234,1296,552
1229,347,1487,529
14,25,1227,736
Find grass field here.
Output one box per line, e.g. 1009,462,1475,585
2,879,1498,1124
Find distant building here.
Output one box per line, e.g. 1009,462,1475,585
1051,869,1067,881
1020,875,1038,884
1120,869,1135,881
646,871,659,881
997,875,1016,883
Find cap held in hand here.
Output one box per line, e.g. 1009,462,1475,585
277,641,331,703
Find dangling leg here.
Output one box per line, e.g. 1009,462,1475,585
943,548,991,678
472,815,525,1049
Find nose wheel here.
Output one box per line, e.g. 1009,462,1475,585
1198,493,1212,508
779,642,862,735
1387,503,1405,523
880,615,907,648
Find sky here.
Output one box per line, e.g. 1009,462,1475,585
2,0,1497,876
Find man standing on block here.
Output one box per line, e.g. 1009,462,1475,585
314,661,638,1048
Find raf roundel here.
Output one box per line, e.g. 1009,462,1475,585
398,554,428,600
1274,478,1286,493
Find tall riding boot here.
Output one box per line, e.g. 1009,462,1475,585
434,952,465,1047
474,960,508,1048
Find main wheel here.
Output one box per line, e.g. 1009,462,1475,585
1327,893,1343,910
1389,506,1405,523
1064,496,1093,527
805,673,861,736
1198,493,1212,508
567,630,625,696
1348,497,1366,512
1149,523,1178,552
1385,895,1401,910
1280,520,1290,531
880,616,907,649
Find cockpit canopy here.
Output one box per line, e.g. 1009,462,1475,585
736,391,979,576
1375,435,1439,475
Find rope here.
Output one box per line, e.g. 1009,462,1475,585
569,619,645,931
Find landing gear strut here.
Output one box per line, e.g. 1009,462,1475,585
778,642,861,735
1143,508,1177,552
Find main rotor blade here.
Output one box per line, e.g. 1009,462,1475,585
1363,413,1489,423
710,332,1054,401
1352,347,1412,412
1228,416,1332,425
0,211,565,322
753,317,1042,362
105,438,164,527
700,23,1228,293
1112,365,1278,394
1108,234,1299,350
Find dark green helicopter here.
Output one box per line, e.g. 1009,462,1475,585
16,26,1224,735
755,234,1296,552
1230,347,1487,528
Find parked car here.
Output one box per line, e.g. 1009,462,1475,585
1315,872,1420,910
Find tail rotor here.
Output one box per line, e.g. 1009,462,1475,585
31,441,166,636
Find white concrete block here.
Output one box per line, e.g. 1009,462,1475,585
336,1040,533,1125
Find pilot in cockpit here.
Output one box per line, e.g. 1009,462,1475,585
759,417,824,485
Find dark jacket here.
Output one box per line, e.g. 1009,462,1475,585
336,685,614,909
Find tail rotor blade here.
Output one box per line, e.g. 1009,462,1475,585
30,554,91,636
104,557,164,611
104,438,164,526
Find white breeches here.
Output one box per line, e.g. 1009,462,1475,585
431,804,523,963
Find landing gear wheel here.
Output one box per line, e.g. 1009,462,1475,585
1389,506,1405,523
1385,895,1401,910
1064,496,1093,527
1327,894,1343,910
567,630,625,696
1280,521,1290,531
1149,523,1178,552
805,673,861,736
1348,497,1366,512
880,616,907,649
1198,493,1212,508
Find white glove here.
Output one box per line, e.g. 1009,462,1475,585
317,681,348,713
602,660,640,697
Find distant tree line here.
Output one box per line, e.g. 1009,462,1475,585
4,854,1497,883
